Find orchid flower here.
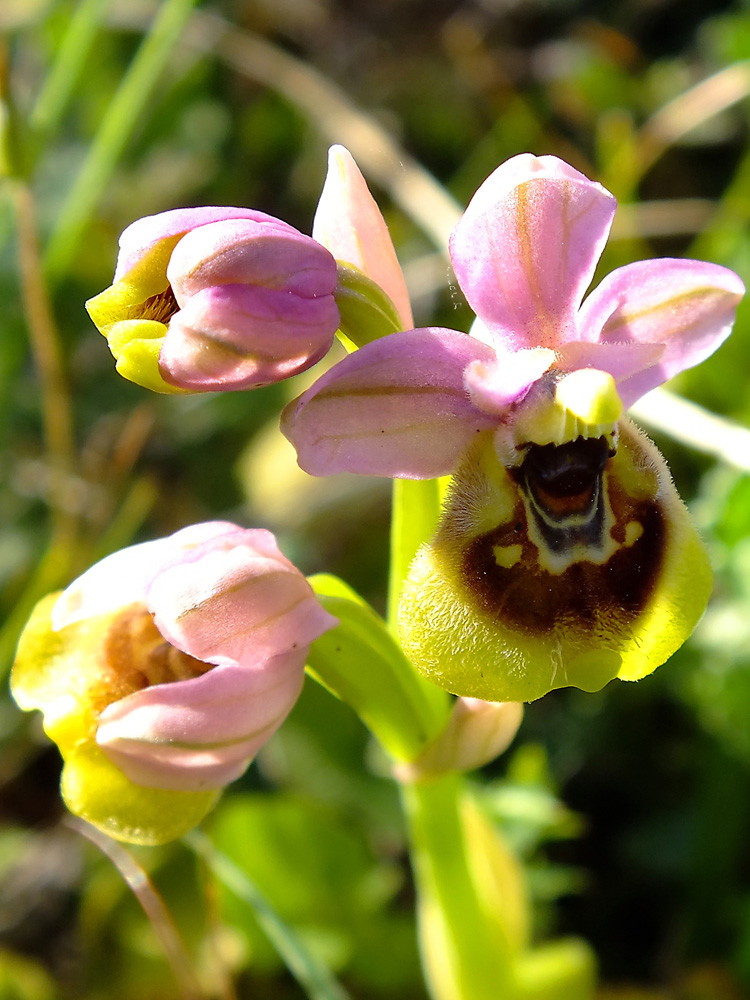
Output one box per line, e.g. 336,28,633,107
11,523,337,844
86,207,340,393
282,152,744,703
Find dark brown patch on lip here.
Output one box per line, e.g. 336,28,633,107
518,437,610,494
462,497,665,635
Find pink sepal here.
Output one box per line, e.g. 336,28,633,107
166,218,338,301
313,145,414,329
159,284,338,391
450,154,616,352
51,522,239,630
146,527,337,667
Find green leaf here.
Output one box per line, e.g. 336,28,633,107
514,940,597,1000
187,824,353,1000
43,0,199,279
404,773,517,1000
31,0,113,141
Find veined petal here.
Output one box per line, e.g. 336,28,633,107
96,653,306,791
114,206,295,281
146,528,337,667
313,145,414,329
579,258,745,405
52,522,240,630
450,154,616,351
281,328,498,478
167,219,338,301
159,285,338,391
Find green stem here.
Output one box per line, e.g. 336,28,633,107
0,181,79,679
390,473,518,1000
43,0,198,280
402,774,516,1000
12,181,75,493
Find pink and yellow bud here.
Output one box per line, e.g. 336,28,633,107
11,523,337,844
86,207,340,393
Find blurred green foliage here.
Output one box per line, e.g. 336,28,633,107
1,0,750,997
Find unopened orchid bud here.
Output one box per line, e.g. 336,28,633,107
86,207,340,393
11,523,337,845
396,698,524,781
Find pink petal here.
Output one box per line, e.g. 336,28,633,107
450,154,616,351
96,652,306,791
579,258,745,405
159,285,338,391
146,528,337,667
167,219,338,302
313,145,414,329
556,339,665,386
465,347,555,415
115,207,295,281
51,522,241,630
280,328,498,478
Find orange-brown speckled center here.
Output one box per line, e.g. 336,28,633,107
87,604,212,716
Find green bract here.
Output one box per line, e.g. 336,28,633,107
333,262,405,350
306,574,448,762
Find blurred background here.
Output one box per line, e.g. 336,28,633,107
2,0,750,996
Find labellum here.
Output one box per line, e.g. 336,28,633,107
398,413,711,704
